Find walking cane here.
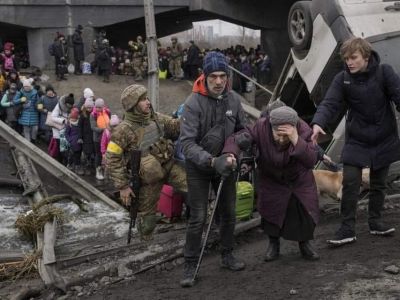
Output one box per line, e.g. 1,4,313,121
192,177,225,283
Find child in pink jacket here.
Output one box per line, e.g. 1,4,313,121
101,114,120,165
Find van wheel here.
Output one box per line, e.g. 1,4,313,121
288,1,312,51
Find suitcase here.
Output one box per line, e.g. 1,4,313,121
157,184,183,218
236,181,254,221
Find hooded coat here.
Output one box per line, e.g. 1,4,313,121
312,51,400,170
224,118,319,227
14,88,39,126
51,95,71,138
65,121,82,152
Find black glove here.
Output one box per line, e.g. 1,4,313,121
235,132,252,150
213,154,235,178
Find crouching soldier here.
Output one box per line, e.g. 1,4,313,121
106,84,186,241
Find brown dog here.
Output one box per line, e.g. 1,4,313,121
312,168,370,201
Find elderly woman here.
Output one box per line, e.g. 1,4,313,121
224,106,320,261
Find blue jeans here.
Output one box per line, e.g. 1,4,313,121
183,161,237,261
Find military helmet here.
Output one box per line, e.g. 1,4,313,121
121,84,147,111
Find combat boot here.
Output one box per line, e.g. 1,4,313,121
264,236,280,262
220,250,245,271
180,261,196,288
138,215,162,241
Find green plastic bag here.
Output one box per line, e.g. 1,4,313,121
236,181,254,221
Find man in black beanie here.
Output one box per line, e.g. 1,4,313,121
179,51,247,287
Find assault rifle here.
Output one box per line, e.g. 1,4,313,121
127,149,141,244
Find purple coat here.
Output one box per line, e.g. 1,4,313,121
224,118,319,227
65,122,82,152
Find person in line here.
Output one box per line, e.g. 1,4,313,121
1,82,20,132
78,98,95,176
65,108,84,175
14,79,39,143
90,98,110,180
227,106,320,261
179,51,247,287
311,37,400,246
37,85,58,144
53,33,69,81
72,24,84,75
50,93,75,164
106,84,186,241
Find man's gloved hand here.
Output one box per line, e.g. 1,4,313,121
77,138,83,144
235,132,252,150
212,153,236,178
20,96,27,103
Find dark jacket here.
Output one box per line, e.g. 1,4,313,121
224,118,319,227
65,122,82,152
79,111,94,153
72,29,85,61
187,44,201,66
53,40,68,61
312,51,400,170
97,45,113,71
37,94,58,130
180,74,247,170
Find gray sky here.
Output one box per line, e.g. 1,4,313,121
193,19,260,37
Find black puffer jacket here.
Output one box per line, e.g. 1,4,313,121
312,51,400,170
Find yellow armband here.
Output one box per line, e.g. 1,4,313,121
107,141,123,154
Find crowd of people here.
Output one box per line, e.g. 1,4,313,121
2,28,395,291
0,69,122,181
46,27,273,93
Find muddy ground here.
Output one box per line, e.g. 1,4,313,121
78,202,400,300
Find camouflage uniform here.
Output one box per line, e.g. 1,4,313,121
169,36,183,79
129,36,145,81
106,84,186,240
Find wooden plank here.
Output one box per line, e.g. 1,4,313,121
0,120,121,210
12,149,66,290
0,251,25,263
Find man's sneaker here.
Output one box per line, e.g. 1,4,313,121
180,261,196,288
220,251,245,271
326,227,356,246
369,223,395,236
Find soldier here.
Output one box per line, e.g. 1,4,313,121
129,36,145,81
106,84,186,241
169,36,183,80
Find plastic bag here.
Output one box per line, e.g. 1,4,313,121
67,63,75,74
